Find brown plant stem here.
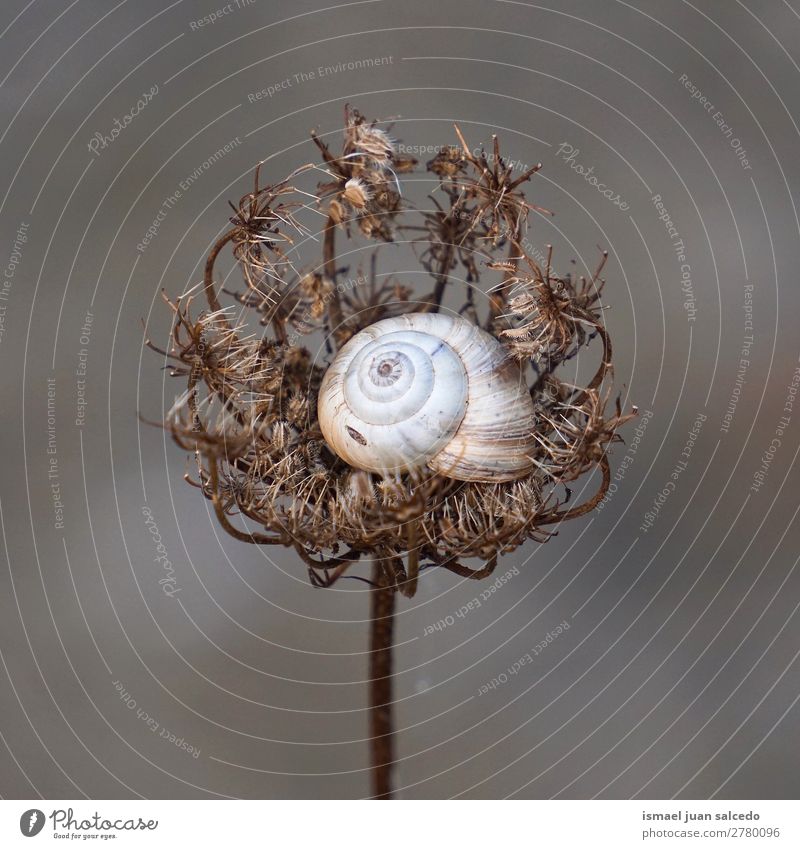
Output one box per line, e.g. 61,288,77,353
428,240,454,312
323,212,345,346
204,230,236,314
486,224,523,329
369,559,396,799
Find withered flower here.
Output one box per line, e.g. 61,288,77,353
149,106,635,799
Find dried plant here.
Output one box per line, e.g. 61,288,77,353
148,104,635,799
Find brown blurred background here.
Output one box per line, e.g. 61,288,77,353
1,0,799,799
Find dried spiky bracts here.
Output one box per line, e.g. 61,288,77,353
151,105,635,592
497,255,605,366
313,105,413,243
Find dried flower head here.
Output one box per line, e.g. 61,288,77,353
150,105,634,595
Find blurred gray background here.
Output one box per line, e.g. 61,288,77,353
1,0,799,799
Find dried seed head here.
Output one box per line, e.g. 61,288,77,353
427,145,466,178
328,198,346,226
271,420,291,452
285,393,309,426
353,124,394,165
342,177,371,209
156,106,635,590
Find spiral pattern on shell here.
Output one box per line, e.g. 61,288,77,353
318,313,537,481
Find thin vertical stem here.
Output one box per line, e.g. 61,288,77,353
369,560,396,799
486,223,522,330
323,213,344,347
428,240,455,312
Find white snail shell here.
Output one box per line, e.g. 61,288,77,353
317,313,537,482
